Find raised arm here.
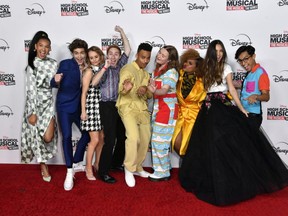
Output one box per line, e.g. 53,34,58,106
91,59,111,87
115,25,131,57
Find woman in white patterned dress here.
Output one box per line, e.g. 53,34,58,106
148,45,180,181
21,31,58,182
80,46,110,180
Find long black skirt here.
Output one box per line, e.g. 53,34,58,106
179,92,288,206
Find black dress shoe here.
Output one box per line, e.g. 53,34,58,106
99,174,117,184
148,175,171,182
110,165,124,172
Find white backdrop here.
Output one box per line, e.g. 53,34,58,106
1,0,288,167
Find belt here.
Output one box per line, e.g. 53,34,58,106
154,93,176,99
248,113,262,117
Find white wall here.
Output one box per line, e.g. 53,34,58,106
1,0,288,167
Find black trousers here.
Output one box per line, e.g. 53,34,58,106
247,113,263,130
98,101,126,176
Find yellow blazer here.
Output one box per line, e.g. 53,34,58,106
171,69,206,155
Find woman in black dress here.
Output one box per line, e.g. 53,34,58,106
179,40,288,206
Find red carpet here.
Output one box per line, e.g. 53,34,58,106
1,164,288,216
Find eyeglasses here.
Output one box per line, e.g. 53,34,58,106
237,55,251,64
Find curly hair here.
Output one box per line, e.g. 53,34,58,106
180,48,203,77
202,40,227,91
87,46,105,66
68,38,88,53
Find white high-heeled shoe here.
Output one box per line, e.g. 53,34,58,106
42,172,52,182
41,164,51,182
85,168,96,181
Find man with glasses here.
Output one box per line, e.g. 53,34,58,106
235,45,270,129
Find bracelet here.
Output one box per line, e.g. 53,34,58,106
103,66,107,70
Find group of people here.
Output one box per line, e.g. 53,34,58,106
21,27,288,206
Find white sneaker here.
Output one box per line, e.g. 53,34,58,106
64,168,74,191
133,170,151,178
73,162,85,173
124,167,135,187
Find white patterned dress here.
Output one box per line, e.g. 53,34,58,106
150,68,179,177
81,67,102,131
21,57,58,163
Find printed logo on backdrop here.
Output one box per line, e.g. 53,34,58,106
272,142,288,159
24,40,31,52
101,36,123,51
187,0,209,12
141,0,171,14
226,0,258,11
270,31,288,47
104,1,125,14
72,138,85,151
182,34,212,49
272,70,288,83
0,71,15,86
0,136,19,150
0,105,14,118
278,0,288,6
0,4,11,18
230,34,252,47
25,3,46,16
232,68,246,86
145,36,166,49
267,105,288,121
0,39,10,52
60,1,89,16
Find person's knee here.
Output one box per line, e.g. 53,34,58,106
43,134,54,143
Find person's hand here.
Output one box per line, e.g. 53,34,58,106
137,86,147,96
240,108,249,117
104,59,111,69
81,112,88,121
123,79,133,92
28,114,37,125
244,95,258,104
147,78,156,93
54,73,63,84
115,25,123,33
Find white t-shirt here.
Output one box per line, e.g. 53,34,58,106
208,63,232,93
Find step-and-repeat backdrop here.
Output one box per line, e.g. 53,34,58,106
1,0,288,167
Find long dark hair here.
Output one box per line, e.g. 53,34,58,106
202,40,227,90
28,31,51,70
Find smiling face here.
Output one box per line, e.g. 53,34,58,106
88,50,102,66
215,44,224,63
107,47,121,67
34,38,51,59
237,51,256,72
183,59,197,73
156,48,169,66
72,48,86,66
135,50,151,69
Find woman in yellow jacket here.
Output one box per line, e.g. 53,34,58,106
172,49,206,156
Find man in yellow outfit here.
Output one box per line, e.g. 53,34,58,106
116,43,153,187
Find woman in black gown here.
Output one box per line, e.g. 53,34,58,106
179,40,288,206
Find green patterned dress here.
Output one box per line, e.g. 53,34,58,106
21,57,58,163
